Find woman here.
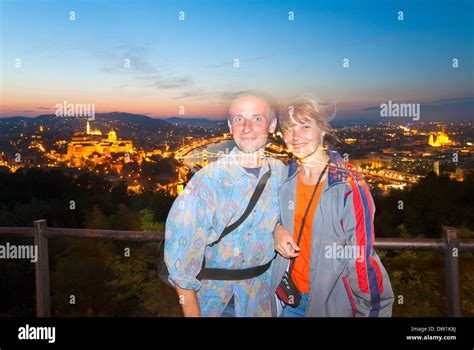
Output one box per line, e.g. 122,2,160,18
271,97,394,317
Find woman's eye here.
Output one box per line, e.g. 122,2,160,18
302,125,310,129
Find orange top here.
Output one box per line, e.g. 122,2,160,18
291,174,325,293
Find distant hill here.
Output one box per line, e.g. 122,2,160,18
0,113,221,127
96,112,169,126
164,117,224,126
0,116,32,122
30,112,169,127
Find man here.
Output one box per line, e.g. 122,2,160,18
165,95,286,317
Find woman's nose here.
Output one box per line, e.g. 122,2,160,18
291,128,301,141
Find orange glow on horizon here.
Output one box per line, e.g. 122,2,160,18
1,97,229,118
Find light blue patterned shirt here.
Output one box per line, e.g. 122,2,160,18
165,146,287,317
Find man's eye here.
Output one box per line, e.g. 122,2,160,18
254,116,263,123
233,116,243,123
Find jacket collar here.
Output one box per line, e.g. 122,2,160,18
286,149,348,190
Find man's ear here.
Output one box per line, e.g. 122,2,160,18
268,118,277,134
228,119,233,134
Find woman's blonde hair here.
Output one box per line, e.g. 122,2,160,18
278,96,338,143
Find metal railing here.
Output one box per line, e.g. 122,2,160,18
0,220,473,317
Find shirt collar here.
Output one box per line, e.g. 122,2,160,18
219,146,271,182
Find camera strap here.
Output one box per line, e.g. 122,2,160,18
289,159,330,272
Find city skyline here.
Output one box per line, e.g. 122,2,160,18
1,0,473,120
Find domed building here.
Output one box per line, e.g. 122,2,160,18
67,121,133,159
108,129,117,142
429,128,452,147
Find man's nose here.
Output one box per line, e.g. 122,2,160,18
242,119,252,133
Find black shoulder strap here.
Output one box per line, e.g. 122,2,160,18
208,167,271,247
196,166,272,281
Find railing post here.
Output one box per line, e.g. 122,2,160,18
34,220,51,317
443,226,462,317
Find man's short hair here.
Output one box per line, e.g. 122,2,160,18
228,94,277,124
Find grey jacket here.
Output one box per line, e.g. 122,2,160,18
271,150,394,317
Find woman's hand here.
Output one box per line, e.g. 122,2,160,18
274,224,300,258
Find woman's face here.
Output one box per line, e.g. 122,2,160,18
282,117,324,159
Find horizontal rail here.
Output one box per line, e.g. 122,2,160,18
374,238,446,251
43,227,163,241
3,227,474,251
0,227,34,237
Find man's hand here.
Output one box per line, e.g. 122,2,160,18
176,286,202,317
274,224,300,258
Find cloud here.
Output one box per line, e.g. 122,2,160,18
90,43,197,92
361,106,381,111
92,43,157,75
170,89,208,100
101,53,156,75
425,96,474,105
206,53,276,69
170,89,256,101
148,76,194,90
341,96,474,121
360,96,474,111
218,90,254,100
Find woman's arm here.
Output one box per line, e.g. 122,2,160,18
342,172,394,317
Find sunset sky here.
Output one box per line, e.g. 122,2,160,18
1,0,473,120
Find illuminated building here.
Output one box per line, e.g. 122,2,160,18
0,152,7,168
86,120,102,136
344,138,357,144
429,129,452,147
67,121,133,159
107,129,117,141
127,184,142,194
433,160,440,176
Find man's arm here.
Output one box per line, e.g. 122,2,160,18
164,170,215,315
176,286,202,317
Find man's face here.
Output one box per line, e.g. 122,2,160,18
228,96,276,153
